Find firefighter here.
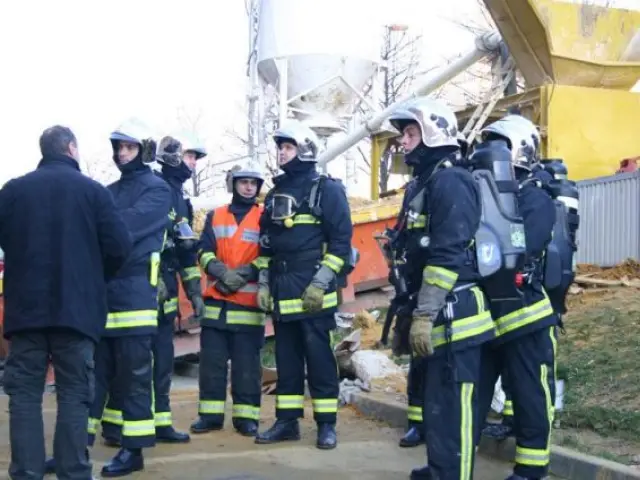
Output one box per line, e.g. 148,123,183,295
190,162,267,437
254,120,353,450
388,97,495,480
476,115,558,480
91,118,171,477
149,133,208,443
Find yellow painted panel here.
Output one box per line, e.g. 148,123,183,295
543,85,640,179
483,0,640,88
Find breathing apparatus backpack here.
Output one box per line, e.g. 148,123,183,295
538,159,580,314
307,174,360,281
467,140,527,302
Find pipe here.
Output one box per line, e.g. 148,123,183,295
316,31,503,167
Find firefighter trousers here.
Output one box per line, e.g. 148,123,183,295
274,316,339,424
407,355,426,427
423,346,481,480
89,335,156,449
198,326,263,425
477,326,558,479
153,312,176,431
501,375,514,423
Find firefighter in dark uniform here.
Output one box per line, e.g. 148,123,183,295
388,97,496,480
92,118,171,477
254,120,353,450
190,163,267,437
387,182,426,448
149,133,207,442
476,115,558,480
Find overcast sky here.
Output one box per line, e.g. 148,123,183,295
0,0,638,189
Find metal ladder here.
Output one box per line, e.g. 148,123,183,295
462,56,516,144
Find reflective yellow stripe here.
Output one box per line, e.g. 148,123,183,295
423,265,459,291
407,405,423,422
321,253,344,274
278,292,338,315
122,419,155,437
460,383,474,480
163,297,178,314
252,256,270,270
154,411,172,427
102,408,123,426
182,266,201,281
503,400,514,417
291,214,320,225
515,445,550,467
204,305,222,320
199,251,216,269
312,398,338,414
106,310,157,329
232,404,260,420
549,327,558,422
199,400,225,414
88,417,99,435
227,310,265,327
495,296,554,337
276,395,304,410
407,214,427,229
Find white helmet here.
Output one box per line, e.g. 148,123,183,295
109,117,156,164
481,115,538,170
388,97,459,148
226,161,265,194
273,120,320,161
157,132,207,167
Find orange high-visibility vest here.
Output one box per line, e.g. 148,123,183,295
204,204,263,308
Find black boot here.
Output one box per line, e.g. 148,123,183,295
254,419,300,444
233,419,259,437
101,448,144,478
190,417,223,434
505,475,533,480
482,421,514,441
316,423,337,450
399,425,425,448
156,426,191,443
410,465,433,479
44,448,90,475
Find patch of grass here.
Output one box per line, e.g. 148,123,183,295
261,338,276,368
557,291,640,441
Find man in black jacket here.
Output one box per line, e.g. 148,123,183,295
0,125,132,480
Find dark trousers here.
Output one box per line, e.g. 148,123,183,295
274,317,339,424
89,335,155,450
423,346,481,480
153,314,175,430
407,355,426,427
198,326,263,425
4,329,94,480
477,326,557,479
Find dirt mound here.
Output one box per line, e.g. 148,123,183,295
576,259,640,281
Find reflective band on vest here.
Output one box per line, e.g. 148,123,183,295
204,204,263,309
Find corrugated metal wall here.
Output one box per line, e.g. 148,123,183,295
576,171,640,267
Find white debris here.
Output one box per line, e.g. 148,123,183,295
351,350,403,386
338,378,371,406
491,376,506,414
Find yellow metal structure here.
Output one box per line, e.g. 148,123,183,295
456,84,640,180
483,0,640,89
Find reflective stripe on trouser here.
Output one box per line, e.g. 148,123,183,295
407,356,425,425
88,336,156,449
198,327,262,424
153,316,175,428
273,316,339,423
424,346,480,480
476,326,557,479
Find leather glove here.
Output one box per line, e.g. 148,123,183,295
257,269,273,312
302,265,335,313
235,264,257,282
157,276,169,304
191,295,205,321
182,277,205,320
206,259,248,293
410,314,434,357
